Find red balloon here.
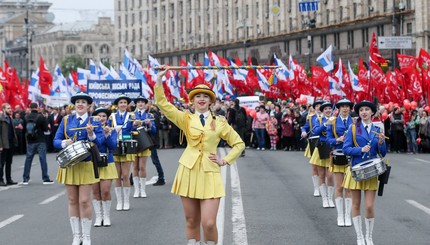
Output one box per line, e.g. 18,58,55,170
295,98,301,103
249,110,256,118
404,102,411,110
381,112,388,121
384,104,389,110
244,107,251,115
301,97,307,104
425,106,430,112
411,101,418,110
288,102,295,108
403,99,410,106
394,103,400,108
225,95,230,101
388,102,394,107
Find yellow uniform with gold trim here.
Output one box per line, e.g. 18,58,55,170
154,85,245,199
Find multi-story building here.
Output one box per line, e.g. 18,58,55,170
0,0,54,79
114,0,421,69
32,17,115,71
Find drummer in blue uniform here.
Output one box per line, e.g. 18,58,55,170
132,95,156,198
342,100,386,245
54,92,104,245
91,107,118,227
326,98,354,227
111,94,135,211
310,101,335,208
301,99,324,197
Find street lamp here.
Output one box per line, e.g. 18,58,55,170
19,0,37,81
237,18,253,63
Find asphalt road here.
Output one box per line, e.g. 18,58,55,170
1,148,429,245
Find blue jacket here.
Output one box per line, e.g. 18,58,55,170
313,116,329,143
134,110,156,135
54,114,104,161
326,116,353,149
98,124,117,164
342,122,387,167
113,111,134,139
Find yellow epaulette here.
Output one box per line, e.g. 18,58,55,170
332,118,338,138
351,124,359,147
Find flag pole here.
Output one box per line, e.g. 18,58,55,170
154,65,280,70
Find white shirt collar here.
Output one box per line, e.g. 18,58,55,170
340,116,348,121
119,111,126,117
196,111,210,119
76,113,88,122
362,121,372,131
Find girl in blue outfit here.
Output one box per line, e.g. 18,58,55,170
112,94,135,211
342,100,386,245
310,101,335,208
131,96,156,198
54,92,104,245
326,98,354,227
91,107,118,227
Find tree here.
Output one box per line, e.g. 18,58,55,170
61,55,85,77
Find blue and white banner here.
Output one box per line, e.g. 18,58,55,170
87,80,142,105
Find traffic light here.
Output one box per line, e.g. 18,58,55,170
309,19,316,28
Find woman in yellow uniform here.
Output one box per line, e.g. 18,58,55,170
155,66,245,245
131,96,155,198
54,92,103,245
343,101,386,245
91,107,118,227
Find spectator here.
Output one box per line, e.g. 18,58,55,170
281,108,294,151
406,109,419,154
293,109,306,150
390,107,405,153
227,99,247,156
0,103,18,186
50,107,63,152
13,111,25,155
267,112,278,150
253,105,269,150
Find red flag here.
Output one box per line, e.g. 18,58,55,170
418,49,430,69
38,56,52,95
397,54,417,71
311,66,330,98
179,59,188,79
369,32,386,64
369,61,386,101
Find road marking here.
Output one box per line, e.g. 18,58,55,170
230,152,248,245
0,184,22,192
39,191,66,205
414,158,430,164
406,200,430,216
217,148,227,245
0,215,24,229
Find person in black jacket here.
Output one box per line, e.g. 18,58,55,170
227,99,247,156
22,103,53,185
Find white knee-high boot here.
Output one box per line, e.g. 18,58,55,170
102,200,112,226
312,175,320,196
352,216,365,245
114,187,123,211
81,218,92,245
133,176,140,198
335,198,345,226
365,218,375,245
187,239,199,245
69,216,81,245
206,241,216,245
123,187,131,210
139,177,147,198
319,184,329,208
92,200,103,227
344,198,352,227
327,186,335,208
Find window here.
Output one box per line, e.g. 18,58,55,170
125,30,128,41
320,34,327,50
139,28,143,40
66,45,76,54
118,0,121,11
118,31,121,42
383,0,388,12
100,44,110,54
132,13,135,26
334,33,340,50
256,2,259,18
125,14,128,26
362,28,369,47
84,58,91,68
83,44,93,54
353,3,357,18
339,6,343,21
326,9,330,25
118,16,121,28
348,31,354,48
132,29,135,41
296,39,301,54
406,23,412,35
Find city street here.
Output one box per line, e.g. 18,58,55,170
1,148,430,244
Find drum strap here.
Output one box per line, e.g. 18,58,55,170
352,124,359,147
63,116,76,141
332,118,338,138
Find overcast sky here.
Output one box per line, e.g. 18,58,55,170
47,0,114,24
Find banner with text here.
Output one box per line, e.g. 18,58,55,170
87,80,142,105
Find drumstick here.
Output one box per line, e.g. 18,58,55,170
69,125,99,131
372,131,390,140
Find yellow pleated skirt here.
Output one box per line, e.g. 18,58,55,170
329,162,348,173
310,148,331,167
98,162,118,180
56,161,99,185
342,166,378,191
136,148,151,157
171,161,225,199
304,144,311,158
114,154,135,163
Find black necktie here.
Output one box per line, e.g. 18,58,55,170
343,119,347,127
120,114,123,120
365,125,369,135
77,117,82,125
200,114,205,126
139,111,142,118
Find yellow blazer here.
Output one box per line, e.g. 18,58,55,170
154,85,245,172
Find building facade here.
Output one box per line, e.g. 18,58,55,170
32,17,115,71
114,0,423,69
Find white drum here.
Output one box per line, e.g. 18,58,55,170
351,158,387,181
